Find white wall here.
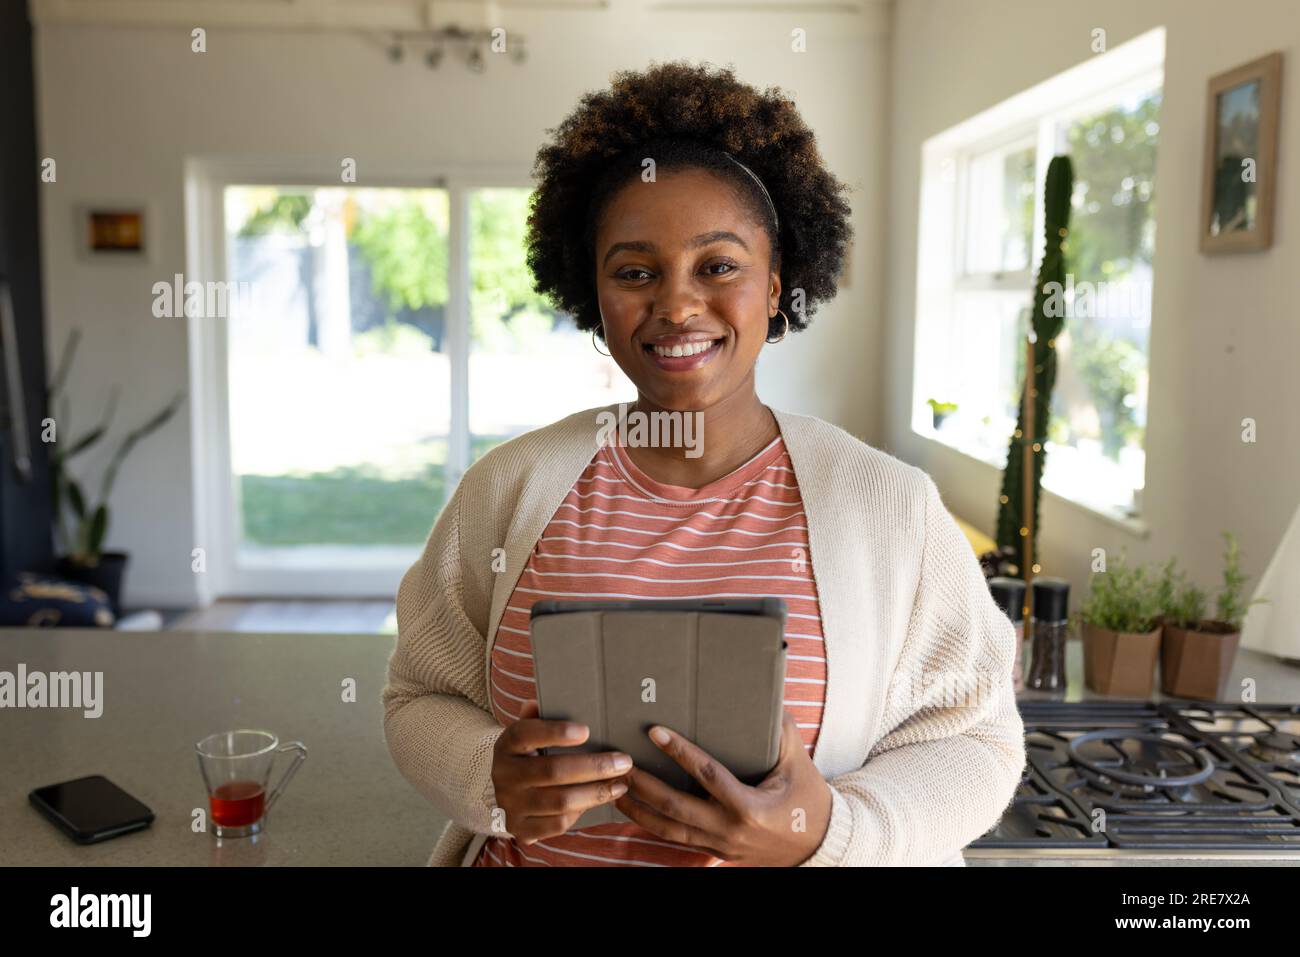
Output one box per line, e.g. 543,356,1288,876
33,2,889,607
886,0,1300,607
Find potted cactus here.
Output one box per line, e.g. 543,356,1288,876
1159,533,1265,701
1076,552,1162,697
926,398,958,431
48,329,185,617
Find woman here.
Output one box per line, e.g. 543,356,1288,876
383,61,1025,867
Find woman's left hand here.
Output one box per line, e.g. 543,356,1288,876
613,710,833,866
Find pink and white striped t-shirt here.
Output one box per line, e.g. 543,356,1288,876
474,432,827,867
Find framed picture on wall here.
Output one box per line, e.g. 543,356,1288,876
1200,51,1283,254
75,203,152,262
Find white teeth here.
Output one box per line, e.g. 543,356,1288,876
653,340,716,358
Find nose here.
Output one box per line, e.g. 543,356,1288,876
652,269,705,325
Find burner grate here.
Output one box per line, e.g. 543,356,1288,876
1159,702,1300,816
970,764,1106,848
975,700,1300,851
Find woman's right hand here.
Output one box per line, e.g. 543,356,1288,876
490,700,632,844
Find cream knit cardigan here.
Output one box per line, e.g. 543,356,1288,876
382,403,1026,867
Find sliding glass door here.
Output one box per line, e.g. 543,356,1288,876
224,185,452,567
466,187,628,464
208,177,629,597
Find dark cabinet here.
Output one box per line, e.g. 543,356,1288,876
0,0,54,579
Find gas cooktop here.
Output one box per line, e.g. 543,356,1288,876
971,701,1300,852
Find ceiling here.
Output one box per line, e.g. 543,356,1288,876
29,0,882,31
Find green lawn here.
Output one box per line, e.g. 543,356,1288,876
240,436,506,546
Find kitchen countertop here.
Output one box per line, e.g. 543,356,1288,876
0,627,440,866
2,627,1298,866
966,637,1300,866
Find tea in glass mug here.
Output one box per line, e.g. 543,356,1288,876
195,730,307,838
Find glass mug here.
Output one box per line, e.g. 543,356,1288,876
195,730,307,838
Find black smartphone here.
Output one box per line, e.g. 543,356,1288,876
29,774,155,844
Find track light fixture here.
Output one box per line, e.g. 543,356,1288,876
380,25,527,72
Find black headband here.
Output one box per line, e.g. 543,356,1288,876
720,152,779,234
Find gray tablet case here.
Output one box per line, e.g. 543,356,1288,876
530,598,787,828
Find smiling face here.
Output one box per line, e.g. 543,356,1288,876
593,167,780,413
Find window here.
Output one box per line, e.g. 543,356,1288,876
914,28,1164,521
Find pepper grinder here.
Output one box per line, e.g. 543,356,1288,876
988,577,1027,692
1027,577,1070,693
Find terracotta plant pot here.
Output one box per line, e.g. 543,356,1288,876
1082,622,1161,697
1160,620,1240,701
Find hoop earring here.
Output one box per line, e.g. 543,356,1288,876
765,309,790,344
592,327,611,356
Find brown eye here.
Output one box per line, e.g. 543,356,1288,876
704,260,738,276
616,267,652,282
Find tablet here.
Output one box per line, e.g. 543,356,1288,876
529,597,787,828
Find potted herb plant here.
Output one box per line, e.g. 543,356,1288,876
48,329,185,617
1150,556,1178,633
1077,552,1162,697
926,398,957,431
1159,533,1265,701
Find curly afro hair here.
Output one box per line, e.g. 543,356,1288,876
526,60,853,341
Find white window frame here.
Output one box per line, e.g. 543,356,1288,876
184,158,531,601
953,126,1038,293
913,27,1165,529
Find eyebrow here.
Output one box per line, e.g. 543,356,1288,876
601,230,750,267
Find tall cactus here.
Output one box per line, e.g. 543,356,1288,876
995,155,1074,575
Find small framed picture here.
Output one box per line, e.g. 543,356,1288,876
1200,52,1283,254
76,204,151,261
